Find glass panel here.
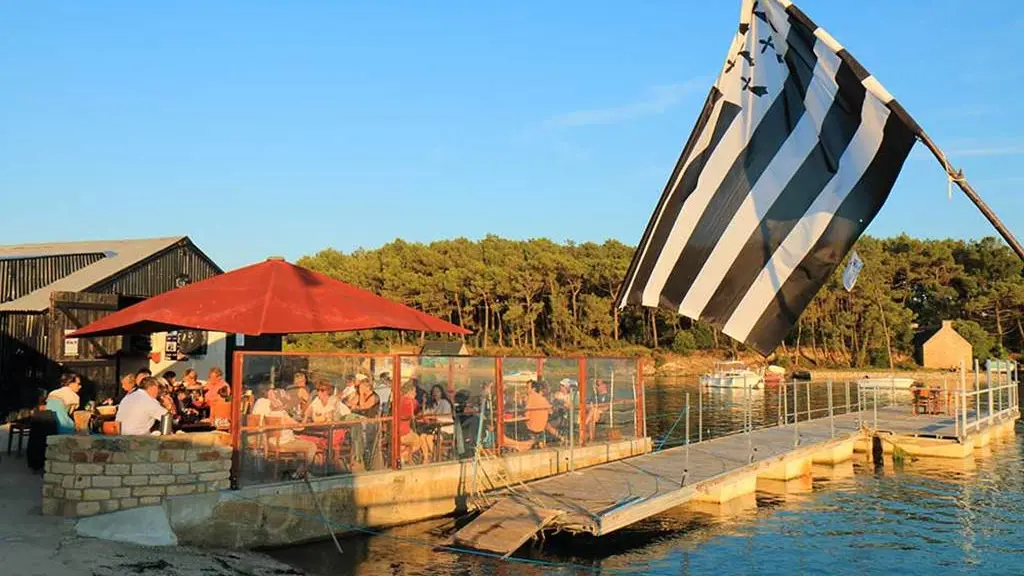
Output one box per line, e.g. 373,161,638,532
237,353,394,486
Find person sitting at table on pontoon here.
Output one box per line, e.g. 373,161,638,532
252,387,318,478
424,384,456,437
397,381,431,464
304,380,351,466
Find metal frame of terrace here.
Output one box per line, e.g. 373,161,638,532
227,351,647,487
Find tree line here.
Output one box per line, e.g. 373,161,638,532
291,235,1024,368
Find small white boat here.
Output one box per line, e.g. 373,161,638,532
700,361,763,389
502,370,538,384
856,377,916,390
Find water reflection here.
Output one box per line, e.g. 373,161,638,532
271,378,1024,576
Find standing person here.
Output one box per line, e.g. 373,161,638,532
352,374,381,468
116,377,168,435
47,372,82,414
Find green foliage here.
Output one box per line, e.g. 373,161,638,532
672,331,697,355
290,235,1024,364
690,322,716,350
954,320,995,360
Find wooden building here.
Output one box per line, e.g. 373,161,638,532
916,320,973,370
0,237,278,418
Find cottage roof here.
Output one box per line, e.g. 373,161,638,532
0,237,189,312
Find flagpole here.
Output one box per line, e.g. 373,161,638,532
916,132,1024,262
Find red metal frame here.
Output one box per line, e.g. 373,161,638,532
495,357,504,453
229,350,243,489
577,358,587,446
391,354,400,469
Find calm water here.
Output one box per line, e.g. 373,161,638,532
270,378,1024,575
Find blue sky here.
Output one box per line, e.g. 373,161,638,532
1,0,1021,270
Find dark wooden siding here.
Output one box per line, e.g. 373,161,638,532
89,239,221,298
0,253,106,303
0,311,49,418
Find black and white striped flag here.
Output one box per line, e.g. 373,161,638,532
617,0,921,355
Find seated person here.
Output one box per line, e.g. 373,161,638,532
45,397,75,435
525,380,562,446
423,385,455,437
48,372,82,414
252,388,318,478
303,380,350,461
397,381,431,464
116,377,168,435
209,386,233,426
106,374,136,406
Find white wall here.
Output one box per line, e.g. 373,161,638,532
147,331,229,380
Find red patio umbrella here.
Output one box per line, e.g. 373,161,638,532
70,257,470,337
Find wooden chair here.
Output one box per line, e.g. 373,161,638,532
263,415,312,480
7,419,30,456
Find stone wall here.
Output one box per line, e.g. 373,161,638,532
42,433,232,518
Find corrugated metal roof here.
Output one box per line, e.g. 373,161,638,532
0,237,187,312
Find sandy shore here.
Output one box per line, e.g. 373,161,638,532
0,425,307,576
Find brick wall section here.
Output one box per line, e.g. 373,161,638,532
42,432,232,518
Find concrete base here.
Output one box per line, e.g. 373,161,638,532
758,456,811,481
853,437,871,454
810,439,854,465
811,461,855,481
756,474,813,496
688,492,757,517
692,474,758,504
76,505,178,547
887,436,974,459
975,429,992,447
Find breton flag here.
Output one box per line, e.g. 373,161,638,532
617,0,921,355
842,251,864,292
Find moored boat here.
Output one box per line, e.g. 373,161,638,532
856,376,916,390
700,361,764,389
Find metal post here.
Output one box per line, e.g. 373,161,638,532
988,364,994,424
793,382,800,447
828,380,834,438
805,380,811,422
845,381,851,417
698,391,703,443
685,393,690,469
777,382,783,426
609,370,615,430
746,381,753,463
873,385,878,430
890,376,895,408
782,381,788,425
